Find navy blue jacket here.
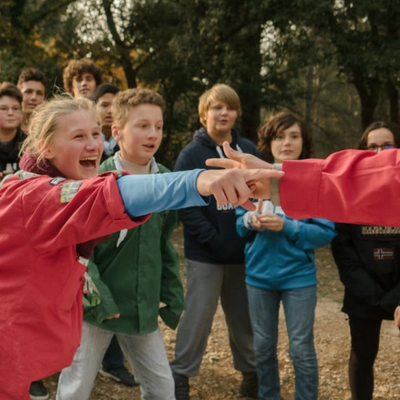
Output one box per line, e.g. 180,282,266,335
174,127,259,264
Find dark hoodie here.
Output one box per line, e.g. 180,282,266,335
0,127,27,172
174,127,259,264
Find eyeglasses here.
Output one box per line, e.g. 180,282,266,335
367,144,395,152
0,106,21,114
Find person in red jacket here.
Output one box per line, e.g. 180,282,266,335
0,96,281,400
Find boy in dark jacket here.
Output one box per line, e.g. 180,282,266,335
171,84,258,400
0,83,25,179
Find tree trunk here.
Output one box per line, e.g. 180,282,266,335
102,0,137,88
353,76,380,130
305,64,314,129
236,27,262,143
122,62,137,89
386,80,399,124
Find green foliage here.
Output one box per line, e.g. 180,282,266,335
0,0,78,87
2,0,400,162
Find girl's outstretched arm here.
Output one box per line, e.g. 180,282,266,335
117,167,284,217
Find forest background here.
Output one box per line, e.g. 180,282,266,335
2,0,400,168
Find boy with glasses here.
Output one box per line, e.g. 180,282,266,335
0,83,25,180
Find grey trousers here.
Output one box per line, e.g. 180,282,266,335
56,323,174,400
170,259,256,377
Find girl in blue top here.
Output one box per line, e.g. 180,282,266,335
236,112,336,400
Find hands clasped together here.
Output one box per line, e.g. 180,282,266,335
250,200,285,232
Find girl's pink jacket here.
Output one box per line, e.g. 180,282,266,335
280,149,400,227
0,172,148,399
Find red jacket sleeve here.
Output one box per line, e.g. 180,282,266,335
4,173,149,254
280,149,400,226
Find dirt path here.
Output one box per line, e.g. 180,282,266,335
43,246,400,399
44,297,400,400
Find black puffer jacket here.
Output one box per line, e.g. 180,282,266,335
0,127,27,172
331,223,400,320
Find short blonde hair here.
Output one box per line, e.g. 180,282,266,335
21,95,96,165
112,88,165,128
198,84,241,127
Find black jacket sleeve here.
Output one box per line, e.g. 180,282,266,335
174,149,221,248
379,281,400,313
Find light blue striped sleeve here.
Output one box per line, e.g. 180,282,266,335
117,169,209,217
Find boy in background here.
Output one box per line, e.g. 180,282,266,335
17,68,47,132
56,88,183,400
63,58,102,100
92,82,135,385
93,83,120,162
0,83,25,179
171,84,258,399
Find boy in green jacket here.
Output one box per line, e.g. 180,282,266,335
56,88,183,400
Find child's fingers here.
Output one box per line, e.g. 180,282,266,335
256,199,263,213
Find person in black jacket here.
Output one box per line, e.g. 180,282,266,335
170,84,258,400
331,121,400,400
0,83,26,180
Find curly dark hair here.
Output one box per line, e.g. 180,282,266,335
63,58,102,94
358,121,400,150
17,68,47,89
257,112,312,163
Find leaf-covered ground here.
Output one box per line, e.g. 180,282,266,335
44,244,400,399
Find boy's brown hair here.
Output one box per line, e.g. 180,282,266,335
112,88,165,128
63,58,102,94
198,84,241,127
17,68,47,89
0,83,23,105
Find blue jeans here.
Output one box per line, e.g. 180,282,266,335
56,322,174,400
247,284,318,400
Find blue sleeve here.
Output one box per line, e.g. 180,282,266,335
117,169,208,218
236,205,260,238
281,218,337,250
